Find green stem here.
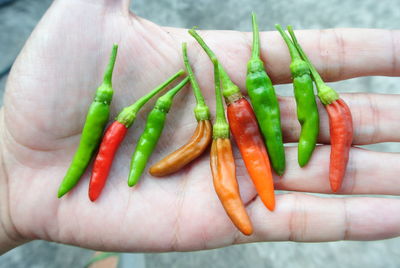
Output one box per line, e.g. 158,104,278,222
103,44,119,86
275,24,301,61
116,69,184,127
95,44,119,104
182,42,210,121
287,26,339,105
251,12,260,59
188,28,241,100
155,77,190,112
211,57,229,139
287,26,323,84
84,253,119,268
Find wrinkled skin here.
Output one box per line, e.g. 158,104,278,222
1,0,400,253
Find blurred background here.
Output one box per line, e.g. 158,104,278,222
1,0,399,267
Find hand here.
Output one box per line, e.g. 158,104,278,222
1,0,399,253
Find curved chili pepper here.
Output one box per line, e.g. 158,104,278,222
287,26,353,192
128,77,190,187
88,70,184,201
210,56,253,236
149,43,212,177
189,28,275,211
150,120,212,176
276,24,319,168
246,13,286,175
58,44,118,198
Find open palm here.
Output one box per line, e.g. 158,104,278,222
1,0,400,252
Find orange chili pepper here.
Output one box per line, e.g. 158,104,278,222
149,43,212,176
209,54,253,236
210,139,253,236
150,120,212,176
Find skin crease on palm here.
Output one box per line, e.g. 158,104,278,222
1,0,400,254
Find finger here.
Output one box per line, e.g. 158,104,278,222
279,93,400,145
267,28,400,83
182,28,400,84
235,194,400,243
273,146,400,195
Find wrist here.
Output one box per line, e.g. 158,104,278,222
0,109,25,254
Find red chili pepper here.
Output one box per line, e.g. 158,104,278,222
326,99,353,192
89,121,127,201
227,98,275,211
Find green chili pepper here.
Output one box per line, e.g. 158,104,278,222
275,24,320,167
128,77,190,186
246,13,285,175
58,44,119,198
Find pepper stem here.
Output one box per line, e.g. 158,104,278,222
275,24,301,61
116,70,184,128
103,44,119,86
251,12,260,60
212,57,229,139
188,28,241,99
155,77,190,112
182,43,210,121
95,44,119,104
287,26,339,105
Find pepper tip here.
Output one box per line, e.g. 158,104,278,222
57,189,65,199
330,184,340,193
88,192,97,202
242,226,254,236
267,202,276,212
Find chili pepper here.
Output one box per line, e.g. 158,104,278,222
58,44,118,198
246,13,285,175
88,70,184,201
189,28,275,211
128,77,190,187
210,56,253,236
287,26,353,192
149,43,212,177
275,24,320,168
227,98,275,211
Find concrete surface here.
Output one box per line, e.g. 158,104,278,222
1,0,400,267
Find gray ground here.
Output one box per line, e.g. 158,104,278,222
1,0,400,267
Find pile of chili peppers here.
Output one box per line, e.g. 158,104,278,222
57,13,353,236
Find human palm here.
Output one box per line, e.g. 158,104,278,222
1,0,400,252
